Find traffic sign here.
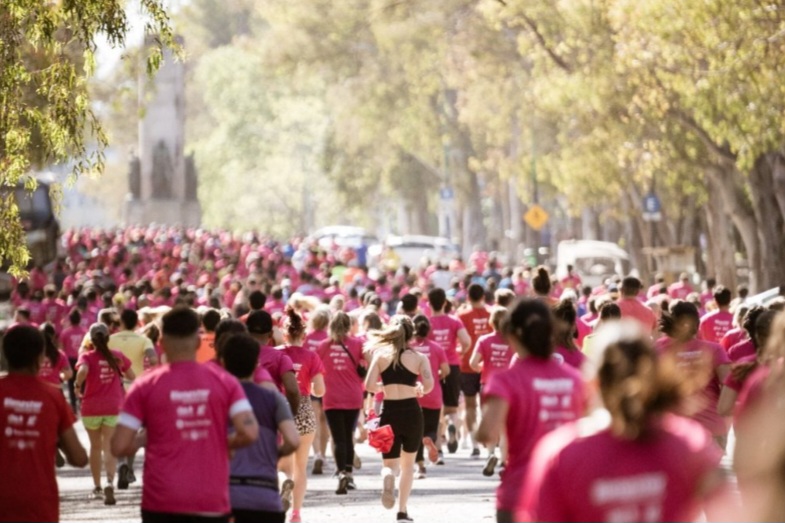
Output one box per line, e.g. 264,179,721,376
524,204,549,231
643,192,662,222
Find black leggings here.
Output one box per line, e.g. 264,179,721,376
379,398,423,460
233,509,285,523
67,357,78,411
141,510,228,523
324,408,360,473
415,407,442,463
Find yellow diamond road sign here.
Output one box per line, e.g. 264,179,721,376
524,204,549,231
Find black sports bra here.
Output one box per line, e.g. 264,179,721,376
380,351,419,387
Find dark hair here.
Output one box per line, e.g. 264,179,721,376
284,307,306,341
202,309,222,332
413,314,431,338
737,285,749,299
553,300,578,350
532,266,552,296
743,306,767,343
659,301,700,338
91,328,123,378
427,288,447,312
142,322,160,345
494,288,515,308
503,298,553,359
40,322,59,365
621,276,642,296
400,294,418,314
599,302,622,321
468,283,485,303
162,307,200,338
120,308,139,330
214,319,248,359
3,325,44,369
731,310,778,384
68,308,82,326
221,333,261,379
98,308,117,327
599,336,683,439
246,309,273,335
248,290,267,310
363,311,383,331
713,286,732,307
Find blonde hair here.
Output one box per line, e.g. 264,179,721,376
329,311,352,342
370,315,414,368
309,306,331,332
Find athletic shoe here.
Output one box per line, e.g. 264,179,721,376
353,453,362,470
381,471,395,509
460,438,470,450
290,510,302,523
397,511,414,523
471,448,481,459
280,478,295,512
117,464,130,490
128,469,137,483
483,455,498,477
90,486,103,500
422,437,438,464
447,424,458,454
336,473,349,495
416,468,427,480
346,476,357,490
55,449,65,468
104,485,116,506
312,457,324,475
435,450,445,465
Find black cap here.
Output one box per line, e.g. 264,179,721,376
246,310,273,335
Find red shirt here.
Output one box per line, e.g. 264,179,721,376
699,310,733,344
0,374,76,522
458,306,492,373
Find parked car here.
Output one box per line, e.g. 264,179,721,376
369,235,460,270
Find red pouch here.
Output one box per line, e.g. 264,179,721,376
368,424,394,454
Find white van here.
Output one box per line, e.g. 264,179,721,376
556,240,631,288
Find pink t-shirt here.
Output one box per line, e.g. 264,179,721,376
60,326,87,359
428,314,465,366
617,297,658,333
317,336,365,410
474,332,513,385
575,317,591,349
38,350,70,386
655,338,731,436
699,310,734,344
529,415,721,523
735,365,770,422
76,349,131,416
720,328,746,352
255,345,295,390
118,361,250,514
554,346,587,370
411,338,447,410
281,345,325,396
728,339,755,362
723,355,757,392
304,329,328,352
483,357,585,511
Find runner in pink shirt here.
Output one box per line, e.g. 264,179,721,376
304,307,331,474
245,311,300,413
278,308,325,523
617,277,658,335
699,286,734,343
317,312,365,494
720,305,748,351
525,334,724,523
111,307,258,522
75,323,134,504
476,298,585,523
411,315,450,479
553,300,587,370
668,273,694,300
37,323,73,388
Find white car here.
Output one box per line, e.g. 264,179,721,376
309,226,378,250
369,235,460,270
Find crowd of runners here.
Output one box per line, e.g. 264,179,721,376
2,225,785,522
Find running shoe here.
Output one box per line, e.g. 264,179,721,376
422,436,438,464
55,449,65,468
447,424,458,454
381,470,395,509
336,473,349,495
104,485,116,506
346,476,357,490
128,469,137,483
290,510,302,523
416,468,427,480
435,450,445,465
118,464,130,490
396,511,414,523
90,486,103,500
312,457,324,475
483,455,498,477
280,478,295,512
471,448,481,459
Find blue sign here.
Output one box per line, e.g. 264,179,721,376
440,187,454,201
643,192,661,214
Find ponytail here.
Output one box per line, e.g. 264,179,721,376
532,266,552,296
371,315,414,368
92,332,123,378
413,314,430,339
40,323,59,365
504,298,553,359
284,306,306,341
329,311,352,342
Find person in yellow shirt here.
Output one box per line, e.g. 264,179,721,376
108,308,158,489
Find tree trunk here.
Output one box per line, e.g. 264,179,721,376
704,177,737,289
748,154,785,290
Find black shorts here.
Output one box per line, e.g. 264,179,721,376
460,372,481,397
379,398,423,459
441,365,461,408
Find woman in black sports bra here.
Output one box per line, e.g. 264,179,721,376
365,315,434,523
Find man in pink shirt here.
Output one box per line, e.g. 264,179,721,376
668,272,694,300
699,286,734,343
617,277,658,335
111,307,259,523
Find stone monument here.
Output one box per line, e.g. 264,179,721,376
124,35,201,226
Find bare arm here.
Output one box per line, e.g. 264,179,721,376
123,366,136,382
469,343,483,373
457,328,471,355
272,326,284,346
111,425,139,458
281,371,301,413
74,365,88,398
419,354,435,395
277,419,300,458
364,354,382,393
228,409,259,449
60,362,74,382
717,386,738,417
476,396,509,446
439,362,451,379
310,373,325,398
715,363,731,384
59,427,88,467
144,348,159,367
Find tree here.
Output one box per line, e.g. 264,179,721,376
0,0,176,275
